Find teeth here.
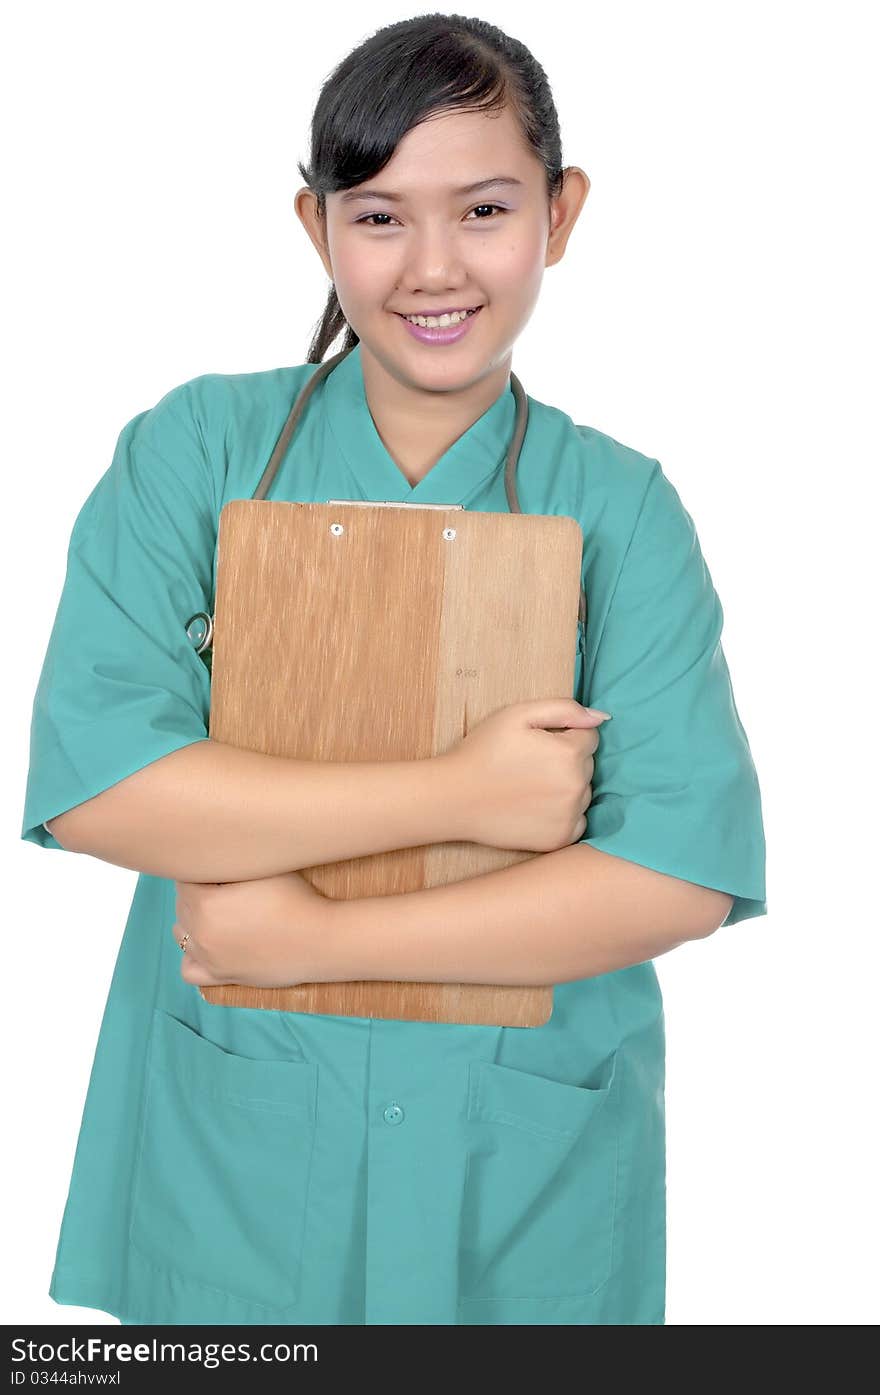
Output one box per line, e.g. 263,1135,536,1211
403,308,476,327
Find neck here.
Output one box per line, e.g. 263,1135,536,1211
358,344,512,486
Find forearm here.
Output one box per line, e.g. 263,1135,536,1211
49,738,459,883
323,843,735,985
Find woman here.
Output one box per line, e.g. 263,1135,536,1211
22,14,766,1325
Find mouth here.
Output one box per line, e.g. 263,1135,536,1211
394,305,483,325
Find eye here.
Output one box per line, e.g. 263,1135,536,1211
354,203,508,227
466,203,507,220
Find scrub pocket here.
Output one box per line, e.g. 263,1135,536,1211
129,1008,318,1312
459,1050,618,1304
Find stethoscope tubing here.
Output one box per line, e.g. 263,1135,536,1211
186,345,587,656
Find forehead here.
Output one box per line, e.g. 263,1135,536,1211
335,105,538,199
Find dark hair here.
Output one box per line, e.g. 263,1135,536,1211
296,13,565,363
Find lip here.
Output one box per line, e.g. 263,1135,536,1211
395,304,482,346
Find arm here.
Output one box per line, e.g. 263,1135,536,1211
48,739,461,884
321,842,735,986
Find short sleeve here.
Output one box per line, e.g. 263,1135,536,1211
21,382,217,851
581,461,767,928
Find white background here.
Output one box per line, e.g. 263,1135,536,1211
4,0,877,1326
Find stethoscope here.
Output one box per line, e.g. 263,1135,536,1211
185,344,587,660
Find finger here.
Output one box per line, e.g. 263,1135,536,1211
180,953,221,987
573,728,600,754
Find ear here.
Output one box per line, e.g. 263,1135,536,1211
294,186,334,281
546,167,591,269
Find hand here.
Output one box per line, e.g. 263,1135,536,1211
442,697,610,852
173,870,332,990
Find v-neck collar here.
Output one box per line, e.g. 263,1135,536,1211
322,341,517,506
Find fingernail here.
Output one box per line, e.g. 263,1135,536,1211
585,707,612,719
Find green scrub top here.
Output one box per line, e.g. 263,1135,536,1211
21,343,767,1326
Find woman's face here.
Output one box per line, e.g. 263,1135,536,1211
297,104,588,393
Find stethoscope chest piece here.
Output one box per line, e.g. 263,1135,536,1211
185,610,213,655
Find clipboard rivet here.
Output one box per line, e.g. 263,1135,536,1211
330,522,345,536
442,527,457,540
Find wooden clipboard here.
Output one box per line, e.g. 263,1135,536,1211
199,498,584,1026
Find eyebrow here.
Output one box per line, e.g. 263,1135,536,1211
339,176,524,205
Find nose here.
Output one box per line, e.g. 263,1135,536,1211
398,221,469,295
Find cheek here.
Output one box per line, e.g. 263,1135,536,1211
331,235,392,303
503,232,547,284
474,227,546,298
